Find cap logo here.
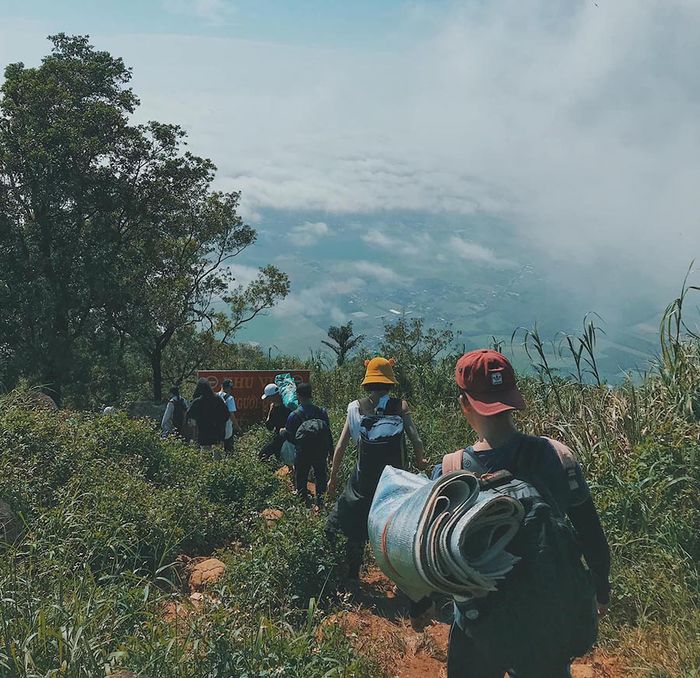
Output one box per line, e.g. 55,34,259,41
490,373,503,386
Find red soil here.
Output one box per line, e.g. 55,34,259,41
328,567,629,678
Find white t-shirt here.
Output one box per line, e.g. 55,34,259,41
218,390,237,439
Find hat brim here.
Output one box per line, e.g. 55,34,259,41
361,376,397,386
464,387,526,416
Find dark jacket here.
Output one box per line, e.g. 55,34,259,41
265,404,293,434
186,395,229,446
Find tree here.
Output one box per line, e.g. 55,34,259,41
0,35,289,402
0,34,139,402
322,322,365,366
380,317,455,398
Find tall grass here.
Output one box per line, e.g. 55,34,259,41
1,282,699,676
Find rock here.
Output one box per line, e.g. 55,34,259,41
260,508,284,526
572,666,595,678
0,500,22,545
188,558,226,591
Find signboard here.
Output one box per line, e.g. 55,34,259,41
196,369,310,423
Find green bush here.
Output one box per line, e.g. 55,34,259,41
220,506,345,623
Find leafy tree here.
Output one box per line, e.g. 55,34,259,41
0,34,138,402
0,35,288,402
380,317,455,398
322,322,365,366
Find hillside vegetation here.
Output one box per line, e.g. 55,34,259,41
1,289,699,677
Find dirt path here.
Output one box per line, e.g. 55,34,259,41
330,567,627,678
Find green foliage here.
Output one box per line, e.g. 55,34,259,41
322,321,365,366
221,507,345,623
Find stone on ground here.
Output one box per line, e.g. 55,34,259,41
188,557,226,591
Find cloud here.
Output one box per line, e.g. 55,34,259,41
351,261,408,284
3,0,700,310
361,230,424,258
272,277,365,321
448,237,516,269
289,221,331,247
224,263,260,288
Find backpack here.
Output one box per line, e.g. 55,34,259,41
355,396,405,496
328,396,406,542
293,406,332,457
171,397,187,436
447,436,598,669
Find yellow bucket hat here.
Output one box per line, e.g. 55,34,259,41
362,357,397,386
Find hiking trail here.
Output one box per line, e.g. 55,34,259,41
329,566,627,678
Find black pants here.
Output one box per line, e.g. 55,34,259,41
447,623,571,678
295,448,328,507
259,433,285,460
223,436,234,455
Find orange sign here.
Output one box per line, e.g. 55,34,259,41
196,369,310,423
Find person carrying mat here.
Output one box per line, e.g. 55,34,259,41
435,349,611,678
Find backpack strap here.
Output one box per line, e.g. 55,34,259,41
384,397,402,416
441,450,465,474
358,397,373,416
512,435,566,518
461,447,488,475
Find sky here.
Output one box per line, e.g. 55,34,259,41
1,1,699,372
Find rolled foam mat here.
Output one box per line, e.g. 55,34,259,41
368,467,524,602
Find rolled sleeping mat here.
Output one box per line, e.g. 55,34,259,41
368,466,524,602
274,373,299,410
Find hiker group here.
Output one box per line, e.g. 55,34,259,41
162,352,611,678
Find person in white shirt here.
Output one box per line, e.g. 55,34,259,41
218,379,243,455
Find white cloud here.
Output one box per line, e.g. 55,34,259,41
289,221,331,247
351,261,407,284
449,237,516,269
224,263,259,288
272,277,364,321
3,1,700,307
361,230,424,258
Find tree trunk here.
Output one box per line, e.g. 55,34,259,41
151,347,163,401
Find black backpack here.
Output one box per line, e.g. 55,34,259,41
293,406,332,457
355,396,405,495
452,437,598,669
171,397,187,436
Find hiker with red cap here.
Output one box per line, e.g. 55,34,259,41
326,357,428,601
435,350,611,678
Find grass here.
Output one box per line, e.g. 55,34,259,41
1,288,699,676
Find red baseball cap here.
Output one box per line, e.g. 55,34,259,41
455,350,525,416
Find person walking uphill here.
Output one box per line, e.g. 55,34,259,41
437,350,611,678
186,378,230,459
326,357,428,585
284,382,333,508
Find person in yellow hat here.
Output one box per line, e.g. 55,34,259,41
326,357,427,592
